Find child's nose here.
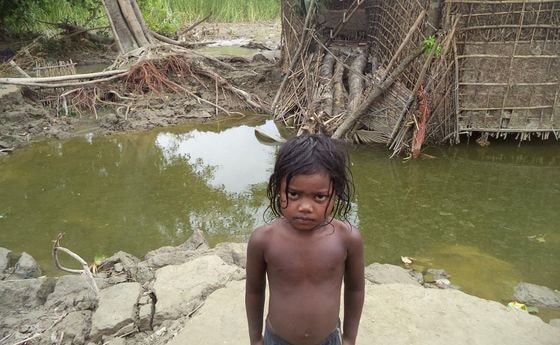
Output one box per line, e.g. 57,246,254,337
298,199,313,213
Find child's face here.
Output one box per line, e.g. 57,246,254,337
278,171,336,231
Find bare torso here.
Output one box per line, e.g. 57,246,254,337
263,219,349,345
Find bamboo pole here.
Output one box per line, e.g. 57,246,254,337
457,54,559,58
0,70,127,84
384,11,427,79
271,0,318,114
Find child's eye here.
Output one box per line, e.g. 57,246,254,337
315,194,329,202
287,191,299,199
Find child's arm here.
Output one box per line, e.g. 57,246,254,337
342,227,365,345
245,229,267,345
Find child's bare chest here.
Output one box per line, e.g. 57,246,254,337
265,233,347,281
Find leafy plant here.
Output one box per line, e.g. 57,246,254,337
423,35,442,58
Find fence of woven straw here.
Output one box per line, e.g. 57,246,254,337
446,0,560,142
275,0,559,156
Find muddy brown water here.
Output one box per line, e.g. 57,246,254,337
0,116,559,319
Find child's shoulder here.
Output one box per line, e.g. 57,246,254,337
330,220,362,244
248,220,283,245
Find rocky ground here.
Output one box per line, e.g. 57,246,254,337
0,21,283,155
1,231,560,345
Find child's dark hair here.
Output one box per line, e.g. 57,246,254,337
266,134,354,221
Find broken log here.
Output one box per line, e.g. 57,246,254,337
347,48,367,112
319,52,335,116
332,46,424,139
332,60,347,117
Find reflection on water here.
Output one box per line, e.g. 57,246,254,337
0,120,559,317
155,121,278,194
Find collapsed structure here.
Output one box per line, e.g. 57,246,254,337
274,0,560,155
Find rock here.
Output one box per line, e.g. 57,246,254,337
90,282,142,341
426,268,450,280
45,275,101,311
180,229,208,251
0,277,56,339
365,263,422,286
104,337,126,345
357,283,560,345
550,319,560,328
13,252,41,278
166,280,250,345
0,277,55,312
514,282,560,308
152,255,239,325
212,242,247,268
144,230,209,268
167,280,560,345
0,247,11,273
43,311,92,345
138,293,155,331
98,251,140,277
134,262,155,285
144,246,199,268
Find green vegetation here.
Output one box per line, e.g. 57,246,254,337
0,0,280,35
422,35,443,58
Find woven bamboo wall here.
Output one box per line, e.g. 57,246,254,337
445,0,560,140
366,0,433,89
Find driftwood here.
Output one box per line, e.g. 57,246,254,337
52,233,99,294
0,70,127,84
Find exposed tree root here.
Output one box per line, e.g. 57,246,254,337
1,44,268,119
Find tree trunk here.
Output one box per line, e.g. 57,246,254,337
102,0,154,54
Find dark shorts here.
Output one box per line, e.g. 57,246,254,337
264,325,342,345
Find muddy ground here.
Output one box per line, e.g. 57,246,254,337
0,21,282,154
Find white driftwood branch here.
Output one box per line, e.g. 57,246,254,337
0,69,127,84
52,233,99,294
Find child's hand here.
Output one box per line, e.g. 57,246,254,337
342,340,354,345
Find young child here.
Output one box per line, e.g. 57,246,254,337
246,134,365,345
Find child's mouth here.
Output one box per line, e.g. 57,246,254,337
293,217,314,223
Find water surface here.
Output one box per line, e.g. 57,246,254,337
0,118,558,316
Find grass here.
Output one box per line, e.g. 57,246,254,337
3,0,281,34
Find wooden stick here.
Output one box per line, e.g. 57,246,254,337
0,69,126,84
459,82,559,86
0,73,126,88
460,24,560,31
464,128,559,133
461,105,553,111
271,0,318,113
384,10,426,79
8,61,30,78
180,12,213,35
457,54,559,59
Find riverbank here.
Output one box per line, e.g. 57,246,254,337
1,231,559,345
0,21,282,154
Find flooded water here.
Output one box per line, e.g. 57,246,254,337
1,117,559,316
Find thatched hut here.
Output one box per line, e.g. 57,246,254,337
275,0,560,156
